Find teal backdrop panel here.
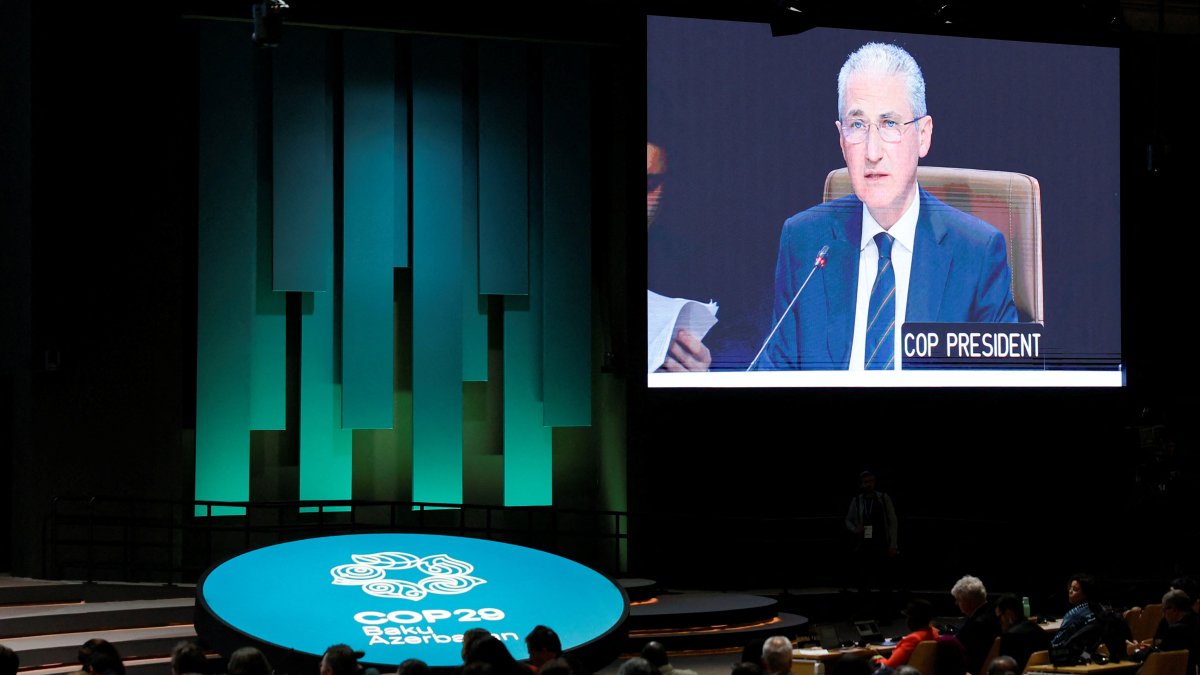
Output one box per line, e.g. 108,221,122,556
342,30,396,430
503,79,551,506
478,41,530,296
250,48,286,431
300,287,354,508
394,38,410,269
273,26,332,292
195,21,255,516
541,46,592,427
411,36,465,505
461,44,487,383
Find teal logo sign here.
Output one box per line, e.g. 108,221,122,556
197,534,627,668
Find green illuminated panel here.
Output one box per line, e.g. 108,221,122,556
411,36,464,505
300,287,354,507
503,101,551,506
462,46,487,383
273,27,332,292
342,30,396,430
541,46,591,427
195,21,255,516
478,41,529,296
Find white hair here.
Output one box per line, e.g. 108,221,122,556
951,575,988,603
837,42,927,121
762,636,793,672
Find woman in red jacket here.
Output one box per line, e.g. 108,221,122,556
877,599,939,670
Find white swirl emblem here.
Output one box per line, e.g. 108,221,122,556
331,552,486,600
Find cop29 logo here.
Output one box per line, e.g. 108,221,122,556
331,552,487,600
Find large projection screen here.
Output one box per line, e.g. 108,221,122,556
646,17,1121,387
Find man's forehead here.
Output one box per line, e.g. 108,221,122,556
843,72,911,117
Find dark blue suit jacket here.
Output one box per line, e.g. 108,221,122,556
761,188,1018,370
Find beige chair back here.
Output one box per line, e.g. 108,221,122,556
823,166,1044,323
1141,650,1190,675
908,640,940,675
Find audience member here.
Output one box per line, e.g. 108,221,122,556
642,641,698,675
985,656,1019,675
1128,589,1200,675
732,662,763,675
740,639,767,667
227,647,272,675
539,658,574,675
829,654,874,675
526,626,563,671
321,645,362,675
617,657,659,675
80,639,126,675
951,575,1001,675
397,659,429,675
1051,574,1099,648
761,636,793,675
876,599,938,670
996,594,1051,672
0,645,18,675
463,629,493,663
171,640,208,675
466,635,528,675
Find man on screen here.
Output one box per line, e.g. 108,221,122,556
760,42,1017,370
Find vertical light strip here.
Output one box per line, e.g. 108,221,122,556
411,36,464,505
195,21,255,516
250,47,286,431
478,41,530,296
299,288,354,509
541,45,592,427
461,42,488,382
273,27,332,292
342,30,395,430
394,38,411,269
504,48,552,506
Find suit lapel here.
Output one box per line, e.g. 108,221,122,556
822,201,860,364
908,189,950,322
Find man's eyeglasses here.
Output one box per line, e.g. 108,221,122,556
839,115,927,144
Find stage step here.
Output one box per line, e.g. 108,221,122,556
5,625,198,669
628,593,780,632
0,598,194,639
626,612,811,652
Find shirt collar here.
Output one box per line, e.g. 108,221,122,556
859,185,921,253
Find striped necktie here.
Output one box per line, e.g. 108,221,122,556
865,232,896,370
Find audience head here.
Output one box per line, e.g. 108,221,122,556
859,470,877,494
935,635,967,675
539,658,574,675
896,667,922,675
1163,589,1193,622
80,639,126,675
465,635,523,675
397,659,429,675
171,641,208,675
732,662,764,675
462,629,493,662
321,644,362,675
618,657,659,675
1067,574,1096,606
986,656,1019,675
904,599,935,632
0,645,18,675
1170,577,1200,609
641,642,669,669
761,636,792,675
740,638,766,666
951,575,988,616
526,626,563,667
829,654,874,675
227,647,272,675
995,594,1026,630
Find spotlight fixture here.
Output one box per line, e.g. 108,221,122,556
252,0,289,47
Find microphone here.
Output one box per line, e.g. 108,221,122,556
746,245,829,372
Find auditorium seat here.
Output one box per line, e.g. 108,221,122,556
908,640,940,675
1126,603,1163,642
1022,650,1049,674
1139,649,1190,675
823,166,1044,323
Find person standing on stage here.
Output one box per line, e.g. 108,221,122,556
846,470,898,617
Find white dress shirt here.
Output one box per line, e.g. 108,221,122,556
848,188,921,370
